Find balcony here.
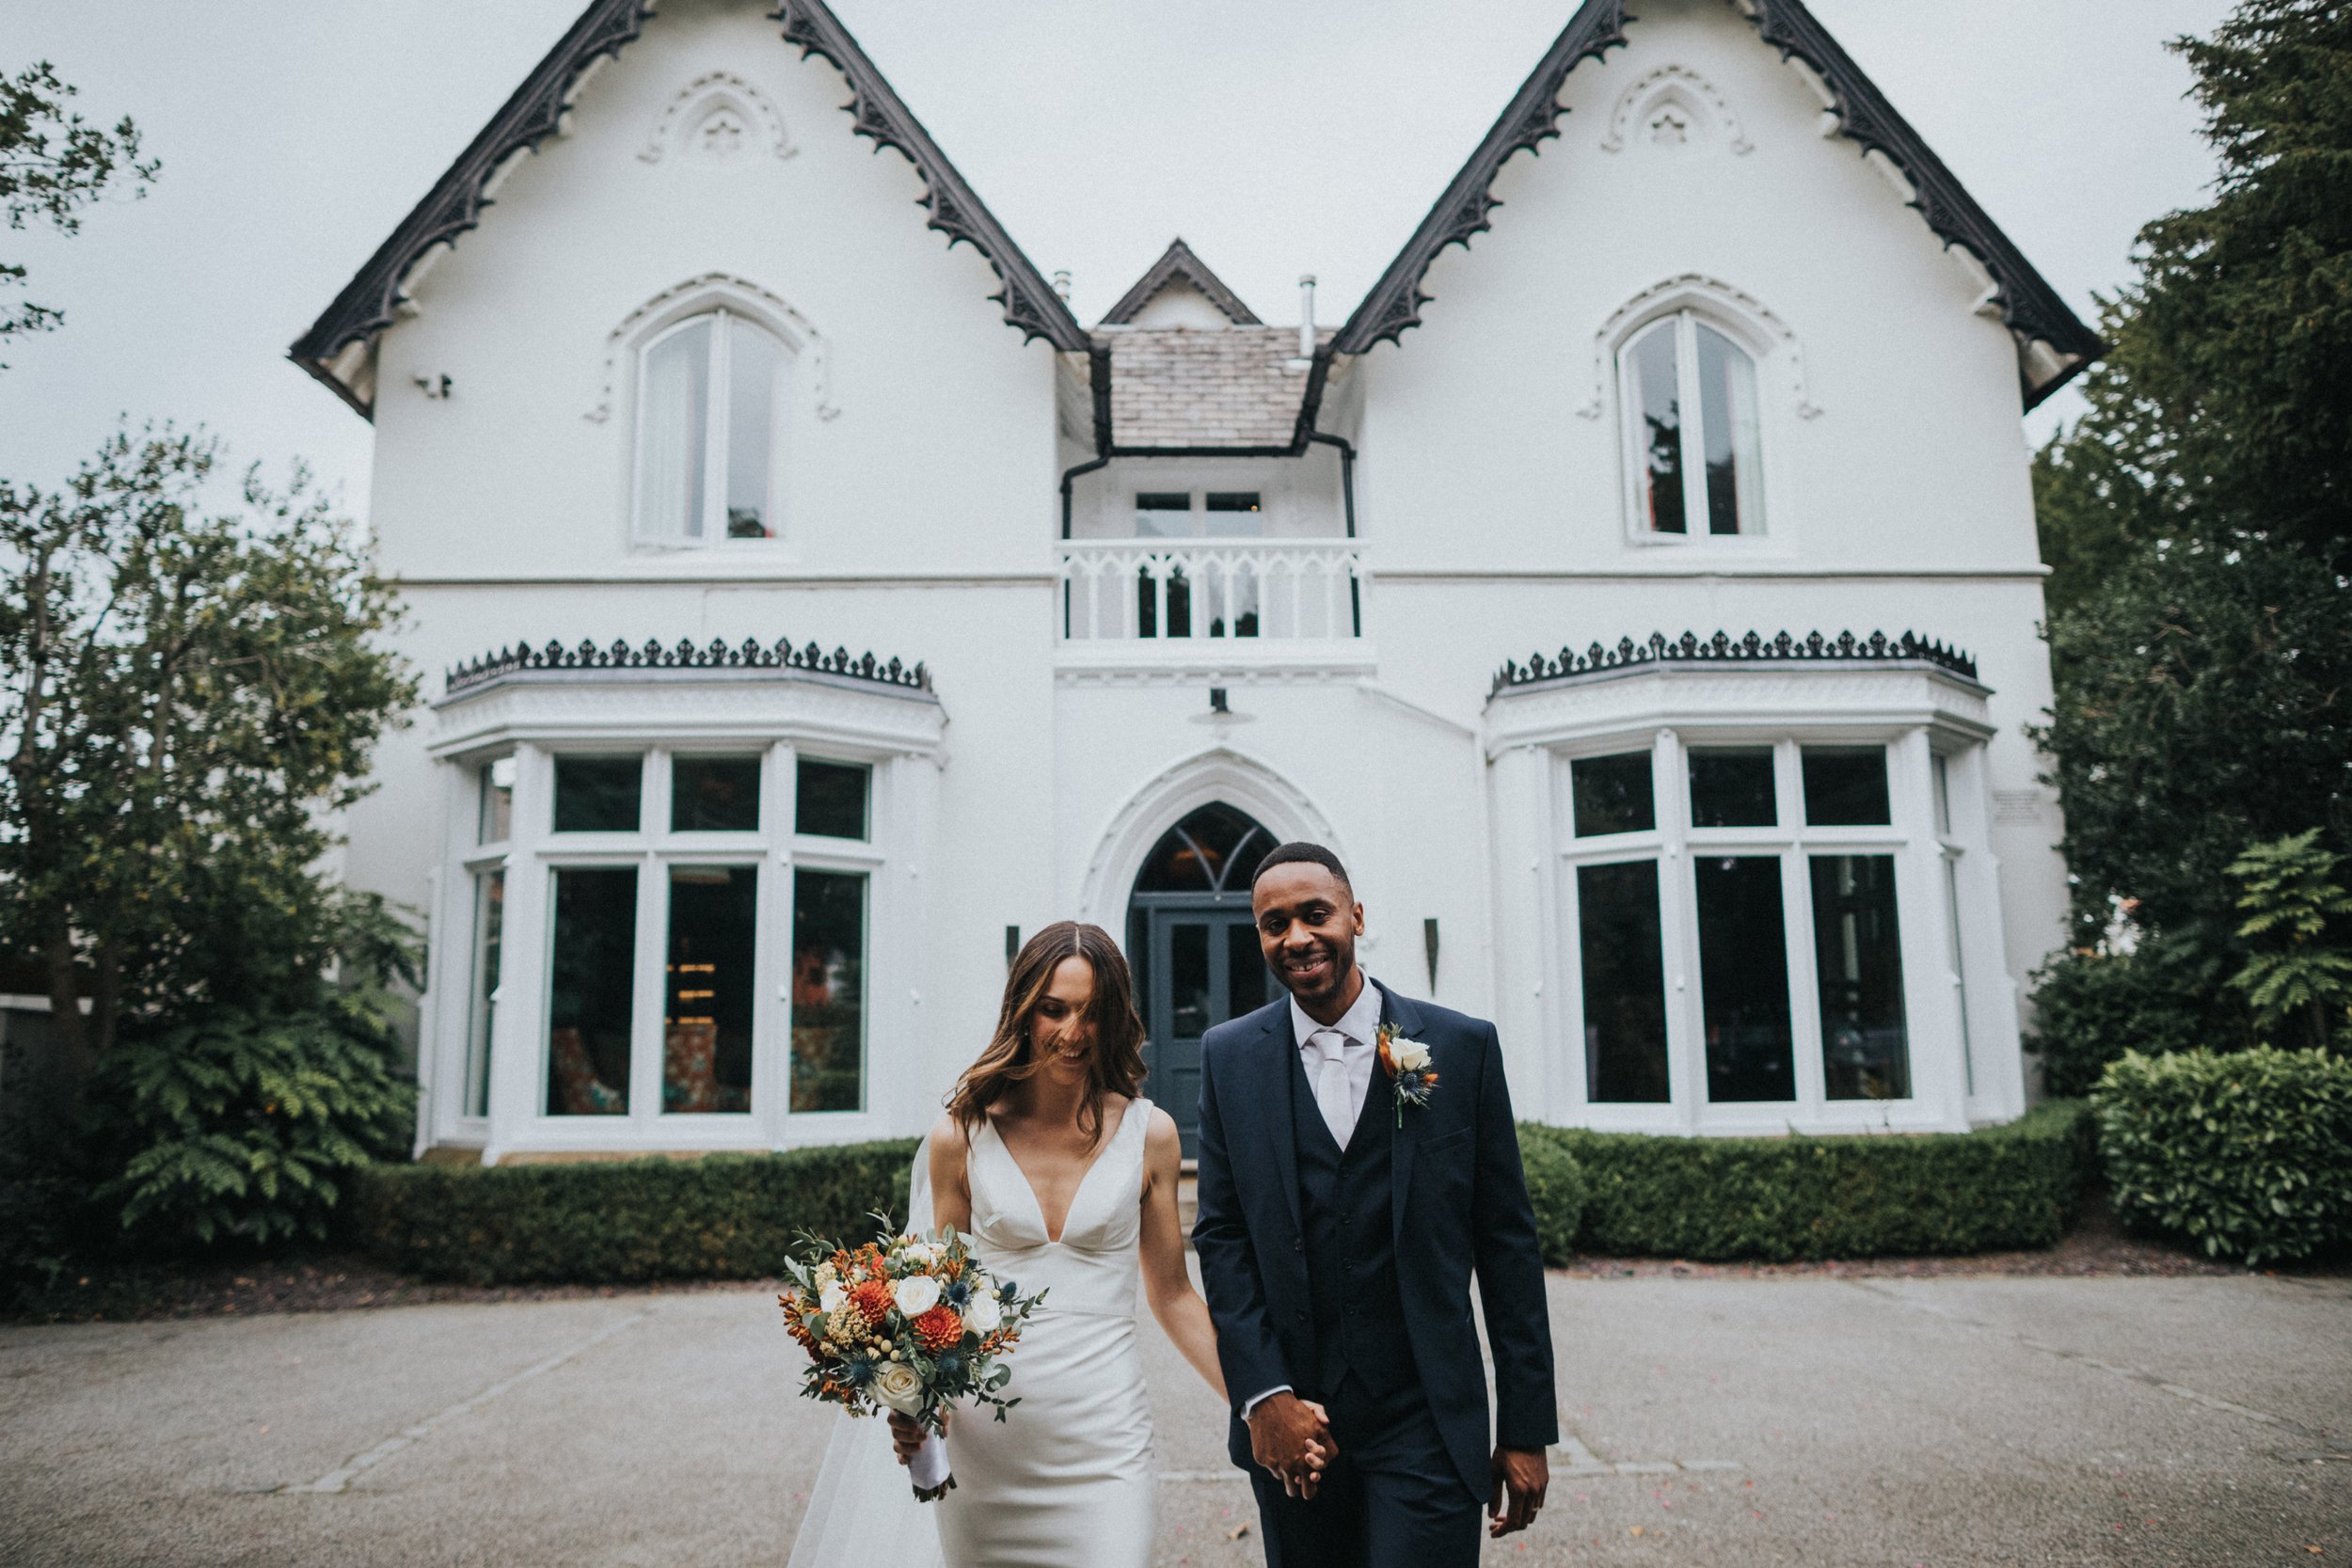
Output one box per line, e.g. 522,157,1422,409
1060,540,1363,643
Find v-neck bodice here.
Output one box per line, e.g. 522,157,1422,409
966,1098,1149,1320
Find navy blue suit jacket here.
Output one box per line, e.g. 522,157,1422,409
1190,978,1559,1497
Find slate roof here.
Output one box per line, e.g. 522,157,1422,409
1101,327,1329,451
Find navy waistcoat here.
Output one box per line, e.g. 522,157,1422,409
1290,1045,1413,1398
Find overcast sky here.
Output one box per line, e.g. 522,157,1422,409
4,0,2232,522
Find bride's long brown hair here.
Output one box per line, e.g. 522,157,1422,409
946,921,1148,1147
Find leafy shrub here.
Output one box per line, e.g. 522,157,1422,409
89,988,416,1249
2027,935,2244,1098
1513,1126,1586,1264
1519,1102,2093,1261
2093,1048,2352,1266
349,1139,920,1286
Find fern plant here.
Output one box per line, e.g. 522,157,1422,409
2228,830,2352,1052
92,986,416,1248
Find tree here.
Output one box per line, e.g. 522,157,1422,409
2034,0,2351,617
2229,829,2352,1051
0,61,158,353
0,425,419,1083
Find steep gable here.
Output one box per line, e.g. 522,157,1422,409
1100,238,1263,326
290,0,1089,418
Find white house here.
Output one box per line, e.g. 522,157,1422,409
293,0,2098,1164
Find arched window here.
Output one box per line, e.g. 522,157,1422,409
1132,802,1273,895
635,309,788,543
1622,312,1763,537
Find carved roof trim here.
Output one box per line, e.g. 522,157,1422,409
1489,628,1981,699
290,0,1087,420
1099,238,1263,325
445,636,935,699
1327,0,2100,409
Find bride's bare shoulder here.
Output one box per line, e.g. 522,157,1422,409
1142,1104,1181,1163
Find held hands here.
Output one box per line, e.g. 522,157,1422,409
885,1409,943,1465
1246,1392,1337,1499
1487,1445,1549,1537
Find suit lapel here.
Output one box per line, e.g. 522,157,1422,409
1245,1004,1304,1238
1377,980,1426,1252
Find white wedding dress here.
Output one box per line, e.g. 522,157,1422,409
785,1100,1158,1568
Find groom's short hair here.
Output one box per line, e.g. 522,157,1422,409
1251,841,1353,895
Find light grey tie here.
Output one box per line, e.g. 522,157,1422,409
1309,1029,1355,1149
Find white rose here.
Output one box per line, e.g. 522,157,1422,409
963,1290,1002,1334
1391,1039,1433,1073
872,1361,926,1416
818,1280,847,1314
893,1275,942,1317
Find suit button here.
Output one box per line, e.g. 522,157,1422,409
1295,1309,1309,1323
1293,1236,1304,1252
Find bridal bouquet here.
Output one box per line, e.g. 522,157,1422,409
778,1222,1043,1439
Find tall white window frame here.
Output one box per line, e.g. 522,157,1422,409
1617,309,1767,541
632,308,791,546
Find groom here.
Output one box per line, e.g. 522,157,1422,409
1193,842,1556,1566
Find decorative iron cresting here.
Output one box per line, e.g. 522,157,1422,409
1490,628,1978,697
446,636,932,696
291,0,1088,417
1324,0,2099,408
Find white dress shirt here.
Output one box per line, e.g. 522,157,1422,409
1243,976,1385,1419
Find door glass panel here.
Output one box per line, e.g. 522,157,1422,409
664,866,755,1113
673,755,761,832
553,756,643,833
1811,854,1910,1099
1688,748,1776,828
1226,921,1268,1017
791,869,866,1112
1169,923,1211,1038
1577,860,1669,1102
1630,322,1686,534
1572,751,1656,837
547,867,637,1115
464,869,503,1117
1694,856,1795,1102
795,758,869,840
1801,747,1890,826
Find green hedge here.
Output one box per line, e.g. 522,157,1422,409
2093,1048,2352,1267
1518,1101,2095,1261
347,1139,919,1286
1513,1126,1588,1265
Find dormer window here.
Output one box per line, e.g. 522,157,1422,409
635,309,788,544
1623,311,1762,537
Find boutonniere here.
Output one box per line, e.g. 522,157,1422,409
1375,1022,1438,1128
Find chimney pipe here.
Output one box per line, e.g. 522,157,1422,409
1297,275,1316,359
1051,269,1073,303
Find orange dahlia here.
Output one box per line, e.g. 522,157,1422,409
913,1306,963,1351
849,1279,896,1323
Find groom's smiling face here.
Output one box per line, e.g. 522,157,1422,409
1251,861,1365,1016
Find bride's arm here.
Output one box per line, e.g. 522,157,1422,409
927,1113,972,1233
1138,1107,1228,1402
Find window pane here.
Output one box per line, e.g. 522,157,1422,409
1931,752,1952,836
1578,861,1669,1102
1203,492,1263,539
1226,920,1268,1017
478,755,515,845
464,869,503,1118
1572,751,1656,837
1688,748,1776,828
638,319,710,540
1811,854,1911,1100
1694,856,1795,1101
790,869,866,1113
548,867,637,1115
1801,747,1891,826
795,757,869,839
1694,325,1761,536
1136,492,1190,539
1630,323,1686,534
673,755,762,832
665,866,756,1113
724,317,780,538
553,756,643,833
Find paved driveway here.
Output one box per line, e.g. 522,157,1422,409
2,1272,2344,1565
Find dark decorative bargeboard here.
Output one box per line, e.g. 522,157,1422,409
1490,629,1979,697
446,637,932,697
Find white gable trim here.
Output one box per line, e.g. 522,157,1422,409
1598,64,1753,155
638,70,795,164
1577,273,1820,421
585,272,837,423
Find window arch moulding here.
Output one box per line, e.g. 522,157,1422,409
639,71,795,164
1599,64,1753,155
1080,745,1343,931
586,272,836,423
1577,274,1819,422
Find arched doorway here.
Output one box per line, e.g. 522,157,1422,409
1127,802,1278,1156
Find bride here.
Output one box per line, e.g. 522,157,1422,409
786,921,1231,1568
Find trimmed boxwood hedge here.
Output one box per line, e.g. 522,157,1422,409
1518,1101,2094,1261
347,1139,919,1286
1513,1125,1588,1265
2093,1048,2352,1267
